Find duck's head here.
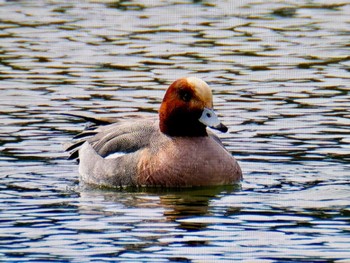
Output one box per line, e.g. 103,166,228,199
159,77,228,137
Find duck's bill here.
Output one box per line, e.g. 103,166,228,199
199,108,228,133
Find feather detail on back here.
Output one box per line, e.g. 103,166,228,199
64,115,158,161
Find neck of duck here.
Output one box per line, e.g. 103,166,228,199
159,108,208,137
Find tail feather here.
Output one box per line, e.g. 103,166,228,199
63,113,118,161
73,131,98,140
65,140,86,152
61,113,118,125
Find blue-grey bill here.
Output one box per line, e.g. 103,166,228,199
199,108,228,133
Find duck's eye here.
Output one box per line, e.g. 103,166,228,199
179,90,192,102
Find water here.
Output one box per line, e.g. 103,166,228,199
0,0,349,262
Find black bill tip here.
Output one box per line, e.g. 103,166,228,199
212,123,228,133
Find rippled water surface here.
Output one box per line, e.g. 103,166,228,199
1,0,350,262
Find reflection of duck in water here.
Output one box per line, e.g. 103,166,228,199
77,185,240,232
159,185,240,231
65,77,242,188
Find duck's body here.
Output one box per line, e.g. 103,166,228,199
66,77,242,188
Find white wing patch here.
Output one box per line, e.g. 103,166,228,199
105,152,127,159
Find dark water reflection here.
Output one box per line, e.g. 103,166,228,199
1,0,349,262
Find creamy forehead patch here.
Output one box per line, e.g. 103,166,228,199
186,77,213,105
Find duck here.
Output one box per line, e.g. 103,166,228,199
65,77,242,188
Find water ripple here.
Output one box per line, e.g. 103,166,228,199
1,0,349,262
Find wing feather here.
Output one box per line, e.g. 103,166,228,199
65,117,158,160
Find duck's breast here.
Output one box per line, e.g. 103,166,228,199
136,136,242,187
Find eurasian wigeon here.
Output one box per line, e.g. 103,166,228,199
66,77,242,188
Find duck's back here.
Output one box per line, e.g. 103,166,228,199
76,118,159,187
